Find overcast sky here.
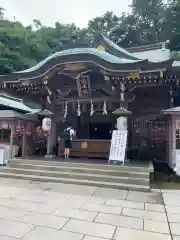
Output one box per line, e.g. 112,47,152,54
1,0,131,28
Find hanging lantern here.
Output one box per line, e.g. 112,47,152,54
117,117,127,130
77,101,81,116
90,100,94,116
64,102,68,118
103,101,108,115
42,118,52,131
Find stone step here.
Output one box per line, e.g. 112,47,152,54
1,167,149,186
10,159,152,173
7,159,152,191
9,163,149,179
0,171,150,192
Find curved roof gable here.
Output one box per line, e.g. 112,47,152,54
95,34,143,61
15,48,145,74
95,34,172,64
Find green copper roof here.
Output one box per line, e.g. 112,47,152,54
15,48,143,73
0,94,40,112
100,34,142,61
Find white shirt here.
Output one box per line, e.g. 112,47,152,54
67,127,75,140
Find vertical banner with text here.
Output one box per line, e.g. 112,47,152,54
109,130,128,164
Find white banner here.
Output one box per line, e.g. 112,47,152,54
109,130,128,164
0,148,5,165
175,150,180,176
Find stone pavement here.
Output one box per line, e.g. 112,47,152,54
0,178,178,240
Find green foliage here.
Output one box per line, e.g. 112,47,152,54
0,1,180,74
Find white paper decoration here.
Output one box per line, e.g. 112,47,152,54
90,100,94,116
77,101,81,116
103,101,108,115
64,102,68,118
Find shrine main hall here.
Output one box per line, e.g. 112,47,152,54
0,33,179,171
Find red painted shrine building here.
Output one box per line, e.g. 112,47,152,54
0,33,179,168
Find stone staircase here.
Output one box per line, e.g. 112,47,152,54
0,159,153,191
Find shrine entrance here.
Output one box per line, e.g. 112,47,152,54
89,122,112,139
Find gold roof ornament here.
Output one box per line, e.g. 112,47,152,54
63,64,86,72
127,72,139,79
96,44,105,51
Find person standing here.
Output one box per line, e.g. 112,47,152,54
63,126,75,159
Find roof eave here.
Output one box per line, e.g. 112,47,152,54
98,34,143,61
0,54,149,83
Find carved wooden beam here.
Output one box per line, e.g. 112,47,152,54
55,97,126,104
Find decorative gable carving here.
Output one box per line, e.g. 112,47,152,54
96,44,105,51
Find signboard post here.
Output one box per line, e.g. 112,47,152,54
108,130,128,165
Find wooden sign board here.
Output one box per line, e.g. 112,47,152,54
77,75,91,96
63,64,86,72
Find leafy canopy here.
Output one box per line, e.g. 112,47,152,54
0,1,180,73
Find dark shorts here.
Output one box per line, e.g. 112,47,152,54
64,139,72,149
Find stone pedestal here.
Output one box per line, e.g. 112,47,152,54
38,109,55,159
45,120,56,159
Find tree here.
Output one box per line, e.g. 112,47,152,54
0,7,4,20
130,0,166,43
0,7,53,73
33,19,42,30
0,1,180,74
165,0,180,49
88,11,120,36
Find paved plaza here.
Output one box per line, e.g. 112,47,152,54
0,178,178,240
